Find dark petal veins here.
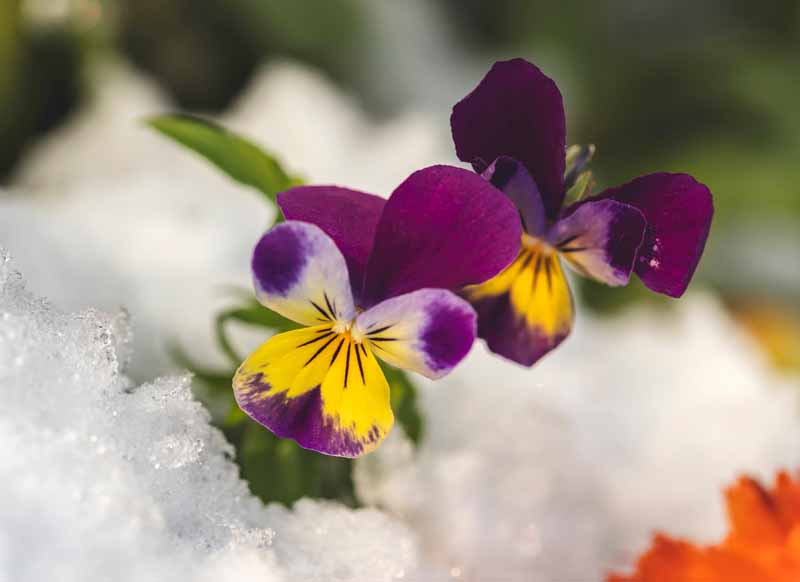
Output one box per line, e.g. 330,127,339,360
451,58,567,220
363,165,522,305
278,186,386,301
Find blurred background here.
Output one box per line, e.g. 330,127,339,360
1,0,798,372
2,2,800,580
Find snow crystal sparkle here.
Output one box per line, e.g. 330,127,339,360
452,58,715,365
0,251,418,582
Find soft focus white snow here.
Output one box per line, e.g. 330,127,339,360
0,251,417,582
356,296,800,581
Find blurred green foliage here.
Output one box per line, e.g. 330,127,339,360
0,0,82,179
118,0,364,111
147,114,301,204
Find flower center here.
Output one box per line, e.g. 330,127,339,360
331,318,367,344
521,233,556,257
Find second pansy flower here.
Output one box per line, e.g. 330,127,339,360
451,58,714,366
234,165,521,457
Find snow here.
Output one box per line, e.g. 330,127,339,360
356,296,800,581
0,251,417,582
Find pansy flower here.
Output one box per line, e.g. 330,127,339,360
451,58,714,366
233,165,521,457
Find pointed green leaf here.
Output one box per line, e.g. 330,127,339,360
146,113,300,203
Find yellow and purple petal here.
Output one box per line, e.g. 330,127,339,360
233,326,393,458
355,289,477,379
482,156,547,237
363,165,522,306
252,221,355,326
550,199,646,286
277,186,386,300
585,173,714,297
466,242,574,366
451,58,567,220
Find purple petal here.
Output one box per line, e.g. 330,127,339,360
465,248,574,366
451,58,567,219
482,156,547,237
252,221,355,326
363,165,522,306
583,173,714,297
356,289,477,379
549,199,646,286
471,293,571,366
277,186,386,299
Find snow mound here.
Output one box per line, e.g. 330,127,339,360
0,251,417,582
356,296,800,582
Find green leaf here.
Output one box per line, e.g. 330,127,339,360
146,113,300,203
381,363,424,444
215,300,299,365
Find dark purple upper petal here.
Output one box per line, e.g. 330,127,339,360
278,186,386,300
451,58,567,220
363,165,522,306
580,173,714,297
482,156,547,237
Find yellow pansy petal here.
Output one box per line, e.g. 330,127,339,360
233,325,393,458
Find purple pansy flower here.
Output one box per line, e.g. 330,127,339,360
233,165,521,457
451,58,714,366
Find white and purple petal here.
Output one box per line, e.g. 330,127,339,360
482,156,547,237
277,186,386,301
550,199,646,286
584,173,714,297
356,289,477,379
252,221,355,326
363,165,521,306
451,58,567,220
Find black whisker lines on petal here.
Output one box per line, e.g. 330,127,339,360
310,300,332,321
355,344,366,384
556,234,580,249
370,342,390,354
324,292,336,320
545,257,553,292
330,337,345,365
368,337,400,342
519,249,534,270
304,335,338,367
559,246,589,254
344,343,352,388
366,323,396,336
297,331,334,348
532,254,542,287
